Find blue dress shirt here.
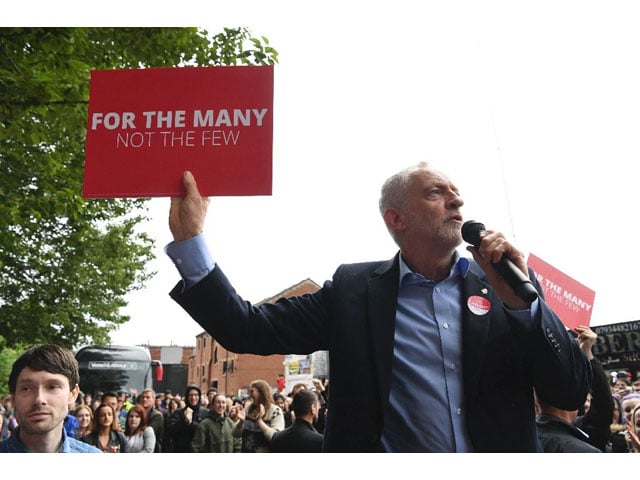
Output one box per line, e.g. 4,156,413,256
380,254,473,452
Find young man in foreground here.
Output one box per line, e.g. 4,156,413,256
0,344,101,453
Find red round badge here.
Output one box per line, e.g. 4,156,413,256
467,295,491,315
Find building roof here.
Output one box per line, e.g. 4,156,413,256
256,278,321,305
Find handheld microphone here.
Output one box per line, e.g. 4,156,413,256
461,220,538,303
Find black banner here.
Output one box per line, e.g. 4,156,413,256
592,320,640,370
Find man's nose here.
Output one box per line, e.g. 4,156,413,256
448,192,464,208
33,386,47,405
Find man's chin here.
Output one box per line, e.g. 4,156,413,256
440,230,462,248
21,421,56,435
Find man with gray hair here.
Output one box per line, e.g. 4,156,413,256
165,164,591,452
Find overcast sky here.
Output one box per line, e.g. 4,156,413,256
10,2,640,348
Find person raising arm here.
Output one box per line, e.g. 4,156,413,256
166,164,591,452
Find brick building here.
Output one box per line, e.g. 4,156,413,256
188,278,321,396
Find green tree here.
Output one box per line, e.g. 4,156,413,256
0,337,21,398
0,27,278,350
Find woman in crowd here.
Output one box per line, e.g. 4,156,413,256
233,379,284,452
627,404,640,452
167,397,180,417
80,404,127,453
609,393,640,452
123,404,155,453
621,393,640,424
161,397,181,453
273,393,292,428
73,404,94,439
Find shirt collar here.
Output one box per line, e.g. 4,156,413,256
399,251,469,287
5,426,69,453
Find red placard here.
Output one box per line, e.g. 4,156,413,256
527,253,596,330
83,65,273,198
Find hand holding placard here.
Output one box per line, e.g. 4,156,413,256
169,171,209,242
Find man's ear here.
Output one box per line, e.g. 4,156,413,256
69,383,80,404
383,207,405,233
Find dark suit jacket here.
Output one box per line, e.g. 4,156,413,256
170,253,592,452
573,358,614,451
147,407,165,452
270,419,323,453
536,414,602,452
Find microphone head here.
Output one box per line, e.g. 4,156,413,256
461,220,486,247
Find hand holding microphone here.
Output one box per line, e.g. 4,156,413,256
462,220,538,305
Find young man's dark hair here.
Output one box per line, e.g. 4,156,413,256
8,344,79,393
102,391,119,403
270,387,323,453
291,389,318,417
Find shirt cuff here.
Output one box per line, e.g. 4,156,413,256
165,234,215,290
504,298,540,332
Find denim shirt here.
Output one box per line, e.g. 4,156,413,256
0,426,102,453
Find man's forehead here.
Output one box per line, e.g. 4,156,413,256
17,367,69,385
411,167,456,187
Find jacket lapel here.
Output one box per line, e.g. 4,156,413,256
461,261,493,401
367,254,400,413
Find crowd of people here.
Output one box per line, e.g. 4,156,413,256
0,339,639,453
534,325,640,452
0,343,328,453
